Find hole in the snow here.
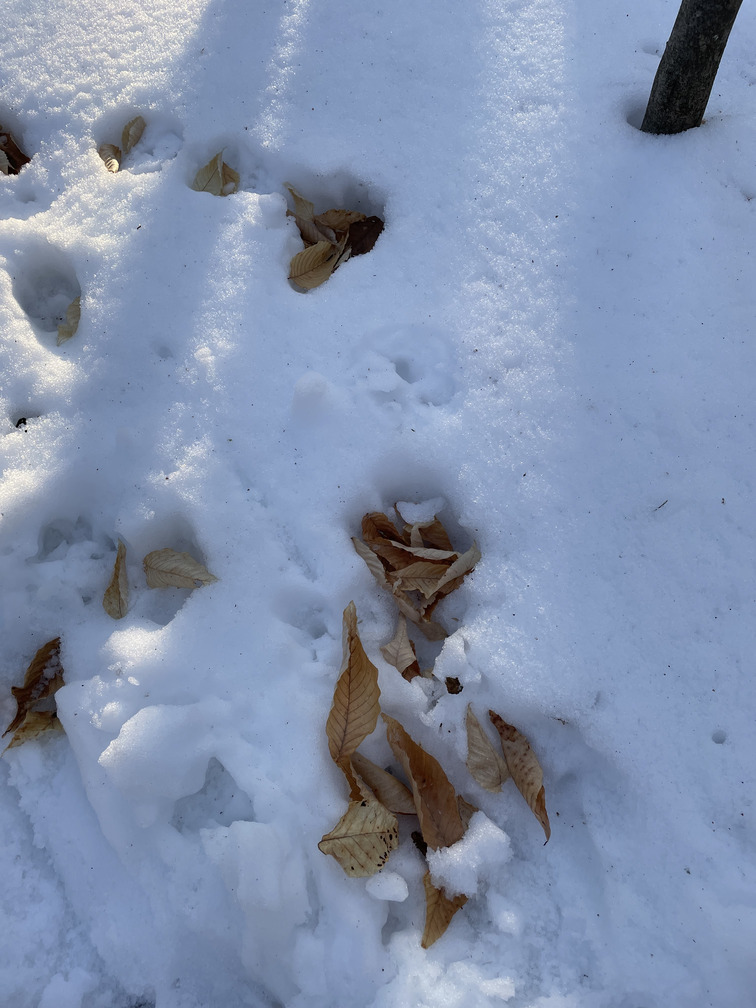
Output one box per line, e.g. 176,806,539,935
171,757,255,833
711,729,727,745
11,240,81,345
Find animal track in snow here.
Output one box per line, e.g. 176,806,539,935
11,240,81,347
94,108,183,175
354,324,458,414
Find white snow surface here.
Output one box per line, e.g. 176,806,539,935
1,1,755,1007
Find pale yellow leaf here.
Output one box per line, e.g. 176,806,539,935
372,539,455,571
121,115,146,156
390,560,448,600
465,705,510,792
289,234,347,290
326,602,381,768
0,151,10,174
98,143,120,172
383,713,466,850
314,208,366,232
318,797,399,877
285,184,330,244
351,751,416,815
362,511,406,546
421,871,467,948
489,710,551,841
191,151,239,196
380,616,421,681
285,183,315,223
103,540,129,619
432,542,481,597
57,296,80,346
143,548,218,589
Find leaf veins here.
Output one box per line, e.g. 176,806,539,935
326,603,381,781
318,797,399,877
143,548,218,589
489,710,551,841
383,713,466,850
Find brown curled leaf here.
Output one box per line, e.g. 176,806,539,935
421,871,467,948
3,638,65,751
103,540,129,619
380,616,421,681
383,713,465,850
98,143,121,173
326,602,381,771
350,751,416,815
489,710,550,841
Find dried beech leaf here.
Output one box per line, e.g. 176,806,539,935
315,208,366,232
285,184,315,223
318,797,399,877
351,751,416,815
383,713,465,850
103,540,129,619
489,710,551,841
371,539,454,571
348,215,384,256
414,517,455,552
5,710,63,750
353,534,448,642
191,151,239,196
57,296,81,346
466,705,510,792
421,871,467,948
432,542,481,598
98,143,121,173
285,185,330,245
326,602,381,769
390,560,449,600
289,235,348,290
362,511,406,546
380,616,421,681
3,637,64,750
352,536,392,591
121,115,146,156
0,127,30,173
143,548,218,589
0,151,9,174
457,795,478,829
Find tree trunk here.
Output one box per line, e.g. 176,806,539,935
640,0,743,135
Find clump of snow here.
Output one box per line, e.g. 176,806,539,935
365,870,410,902
427,812,512,898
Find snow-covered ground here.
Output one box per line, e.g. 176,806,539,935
2,1,755,1006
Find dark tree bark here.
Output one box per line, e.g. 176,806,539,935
641,0,743,135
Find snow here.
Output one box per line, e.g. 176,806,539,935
1,0,755,1006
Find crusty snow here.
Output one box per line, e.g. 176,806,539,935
1,1,755,1006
